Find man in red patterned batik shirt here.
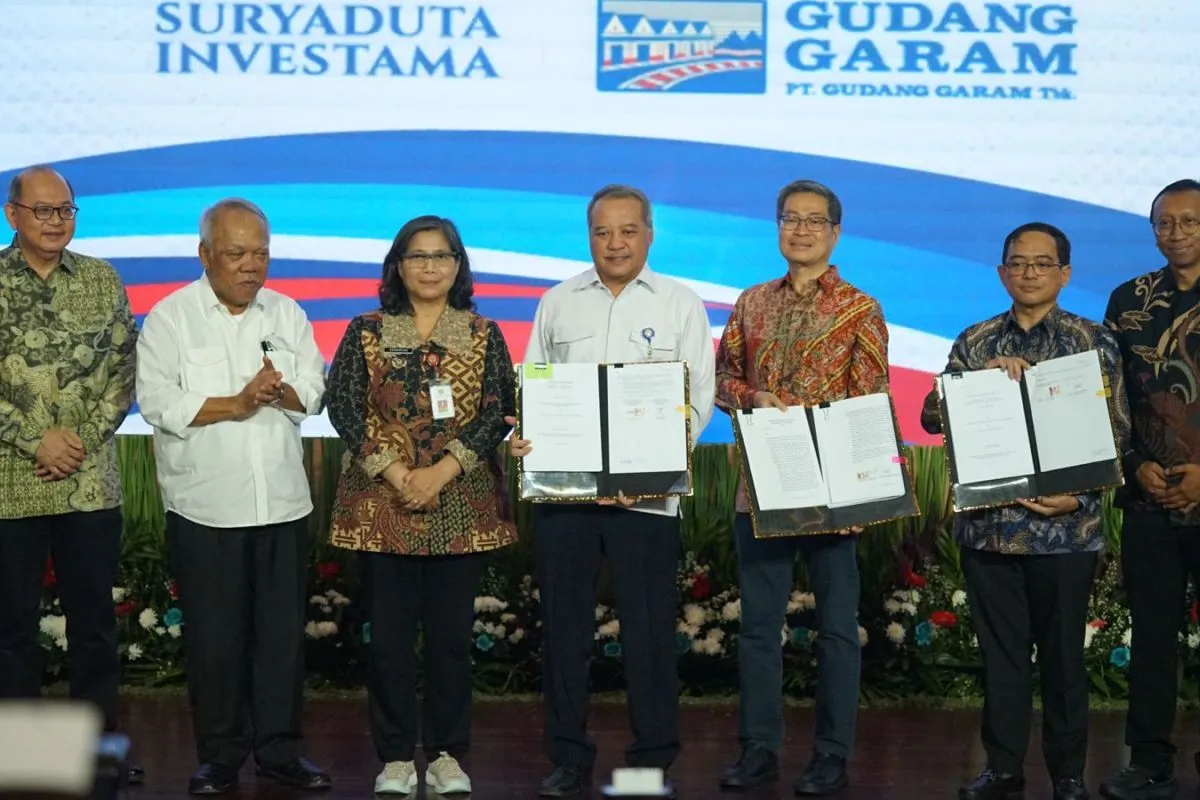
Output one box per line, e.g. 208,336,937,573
714,180,888,797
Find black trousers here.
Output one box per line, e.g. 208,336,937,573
733,513,861,758
363,550,486,763
1121,509,1200,776
533,504,680,771
0,509,122,730
961,546,1097,779
165,512,309,770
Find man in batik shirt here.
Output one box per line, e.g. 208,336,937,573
715,180,887,797
922,222,1129,800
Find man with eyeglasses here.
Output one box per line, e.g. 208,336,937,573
714,180,887,796
0,166,143,782
920,222,1128,800
1100,179,1200,800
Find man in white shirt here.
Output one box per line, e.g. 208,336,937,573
135,198,330,795
507,185,716,798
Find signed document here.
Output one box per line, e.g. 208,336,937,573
813,394,908,508
519,363,604,473
606,362,689,474
940,368,1036,485
1025,350,1118,472
734,408,827,510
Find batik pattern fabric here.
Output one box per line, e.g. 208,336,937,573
325,307,518,555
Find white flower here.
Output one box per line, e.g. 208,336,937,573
683,604,706,627
493,624,507,639
598,620,620,639
501,613,517,623
167,625,182,639
858,626,869,647
138,609,158,631
595,605,608,621
1189,633,1200,650
317,621,338,637
484,622,496,635
900,602,918,616
155,626,166,635
1084,625,1096,650
721,600,740,621
54,636,68,651
324,590,351,606
305,621,321,638
473,596,508,613
886,622,906,645
473,620,485,633
704,628,725,644
884,599,903,615
127,644,143,661
111,587,127,603
908,590,921,605
951,590,967,607
1122,628,1132,646
795,592,817,611
39,615,66,639
309,595,328,606
508,628,525,644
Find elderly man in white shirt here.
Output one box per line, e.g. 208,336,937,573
135,198,331,796
506,185,715,799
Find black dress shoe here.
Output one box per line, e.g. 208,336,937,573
126,763,145,785
959,769,1025,800
255,757,332,790
720,743,780,789
794,752,849,796
1054,776,1089,800
539,764,591,797
1098,765,1178,800
188,763,237,795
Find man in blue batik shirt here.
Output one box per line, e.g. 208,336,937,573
921,222,1131,800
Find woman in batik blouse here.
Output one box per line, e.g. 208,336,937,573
325,215,516,796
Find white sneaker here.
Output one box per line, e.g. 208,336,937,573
375,760,417,795
425,752,472,794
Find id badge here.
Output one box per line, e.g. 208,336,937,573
430,380,455,420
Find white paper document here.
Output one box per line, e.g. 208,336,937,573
812,394,908,508
1025,350,1118,472
606,362,689,474
519,363,604,473
940,369,1036,484
735,407,829,510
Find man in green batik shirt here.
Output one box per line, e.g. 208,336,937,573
0,165,141,782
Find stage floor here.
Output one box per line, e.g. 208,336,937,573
112,696,1200,799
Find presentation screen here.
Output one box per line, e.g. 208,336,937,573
1,0,1193,443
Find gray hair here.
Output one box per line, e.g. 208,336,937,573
199,198,270,245
587,184,653,228
776,179,843,225
7,165,75,204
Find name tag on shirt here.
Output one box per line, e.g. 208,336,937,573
430,380,455,420
384,347,415,359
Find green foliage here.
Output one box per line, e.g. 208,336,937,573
33,436,1190,702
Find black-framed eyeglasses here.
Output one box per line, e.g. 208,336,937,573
778,214,832,232
1003,259,1062,275
10,202,78,221
402,251,458,269
1152,218,1200,236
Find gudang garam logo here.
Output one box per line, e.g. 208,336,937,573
782,1,1077,100
154,2,499,78
597,0,767,93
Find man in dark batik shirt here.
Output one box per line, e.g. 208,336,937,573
1100,179,1200,800
922,222,1129,800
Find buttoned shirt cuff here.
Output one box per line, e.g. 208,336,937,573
361,450,404,479
281,381,323,425
444,439,480,474
159,392,208,440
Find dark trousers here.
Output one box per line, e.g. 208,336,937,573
961,546,1097,779
165,512,309,770
733,513,861,758
1121,509,1200,776
0,509,122,730
363,550,486,763
533,504,681,771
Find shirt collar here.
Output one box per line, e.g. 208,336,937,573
774,265,842,292
576,264,659,293
198,273,265,317
1004,303,1062,335
1160,266,1200,294
381,306,476,356
2,234,79,275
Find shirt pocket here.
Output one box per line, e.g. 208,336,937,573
627,325,679,359
549,324,598,361
182,347,228,394
267,351,296,384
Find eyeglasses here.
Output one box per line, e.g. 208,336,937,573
11,202,78,221
778,214,833,232
1153,218,1200,236
1003,260,1062,275
401,252,458,270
